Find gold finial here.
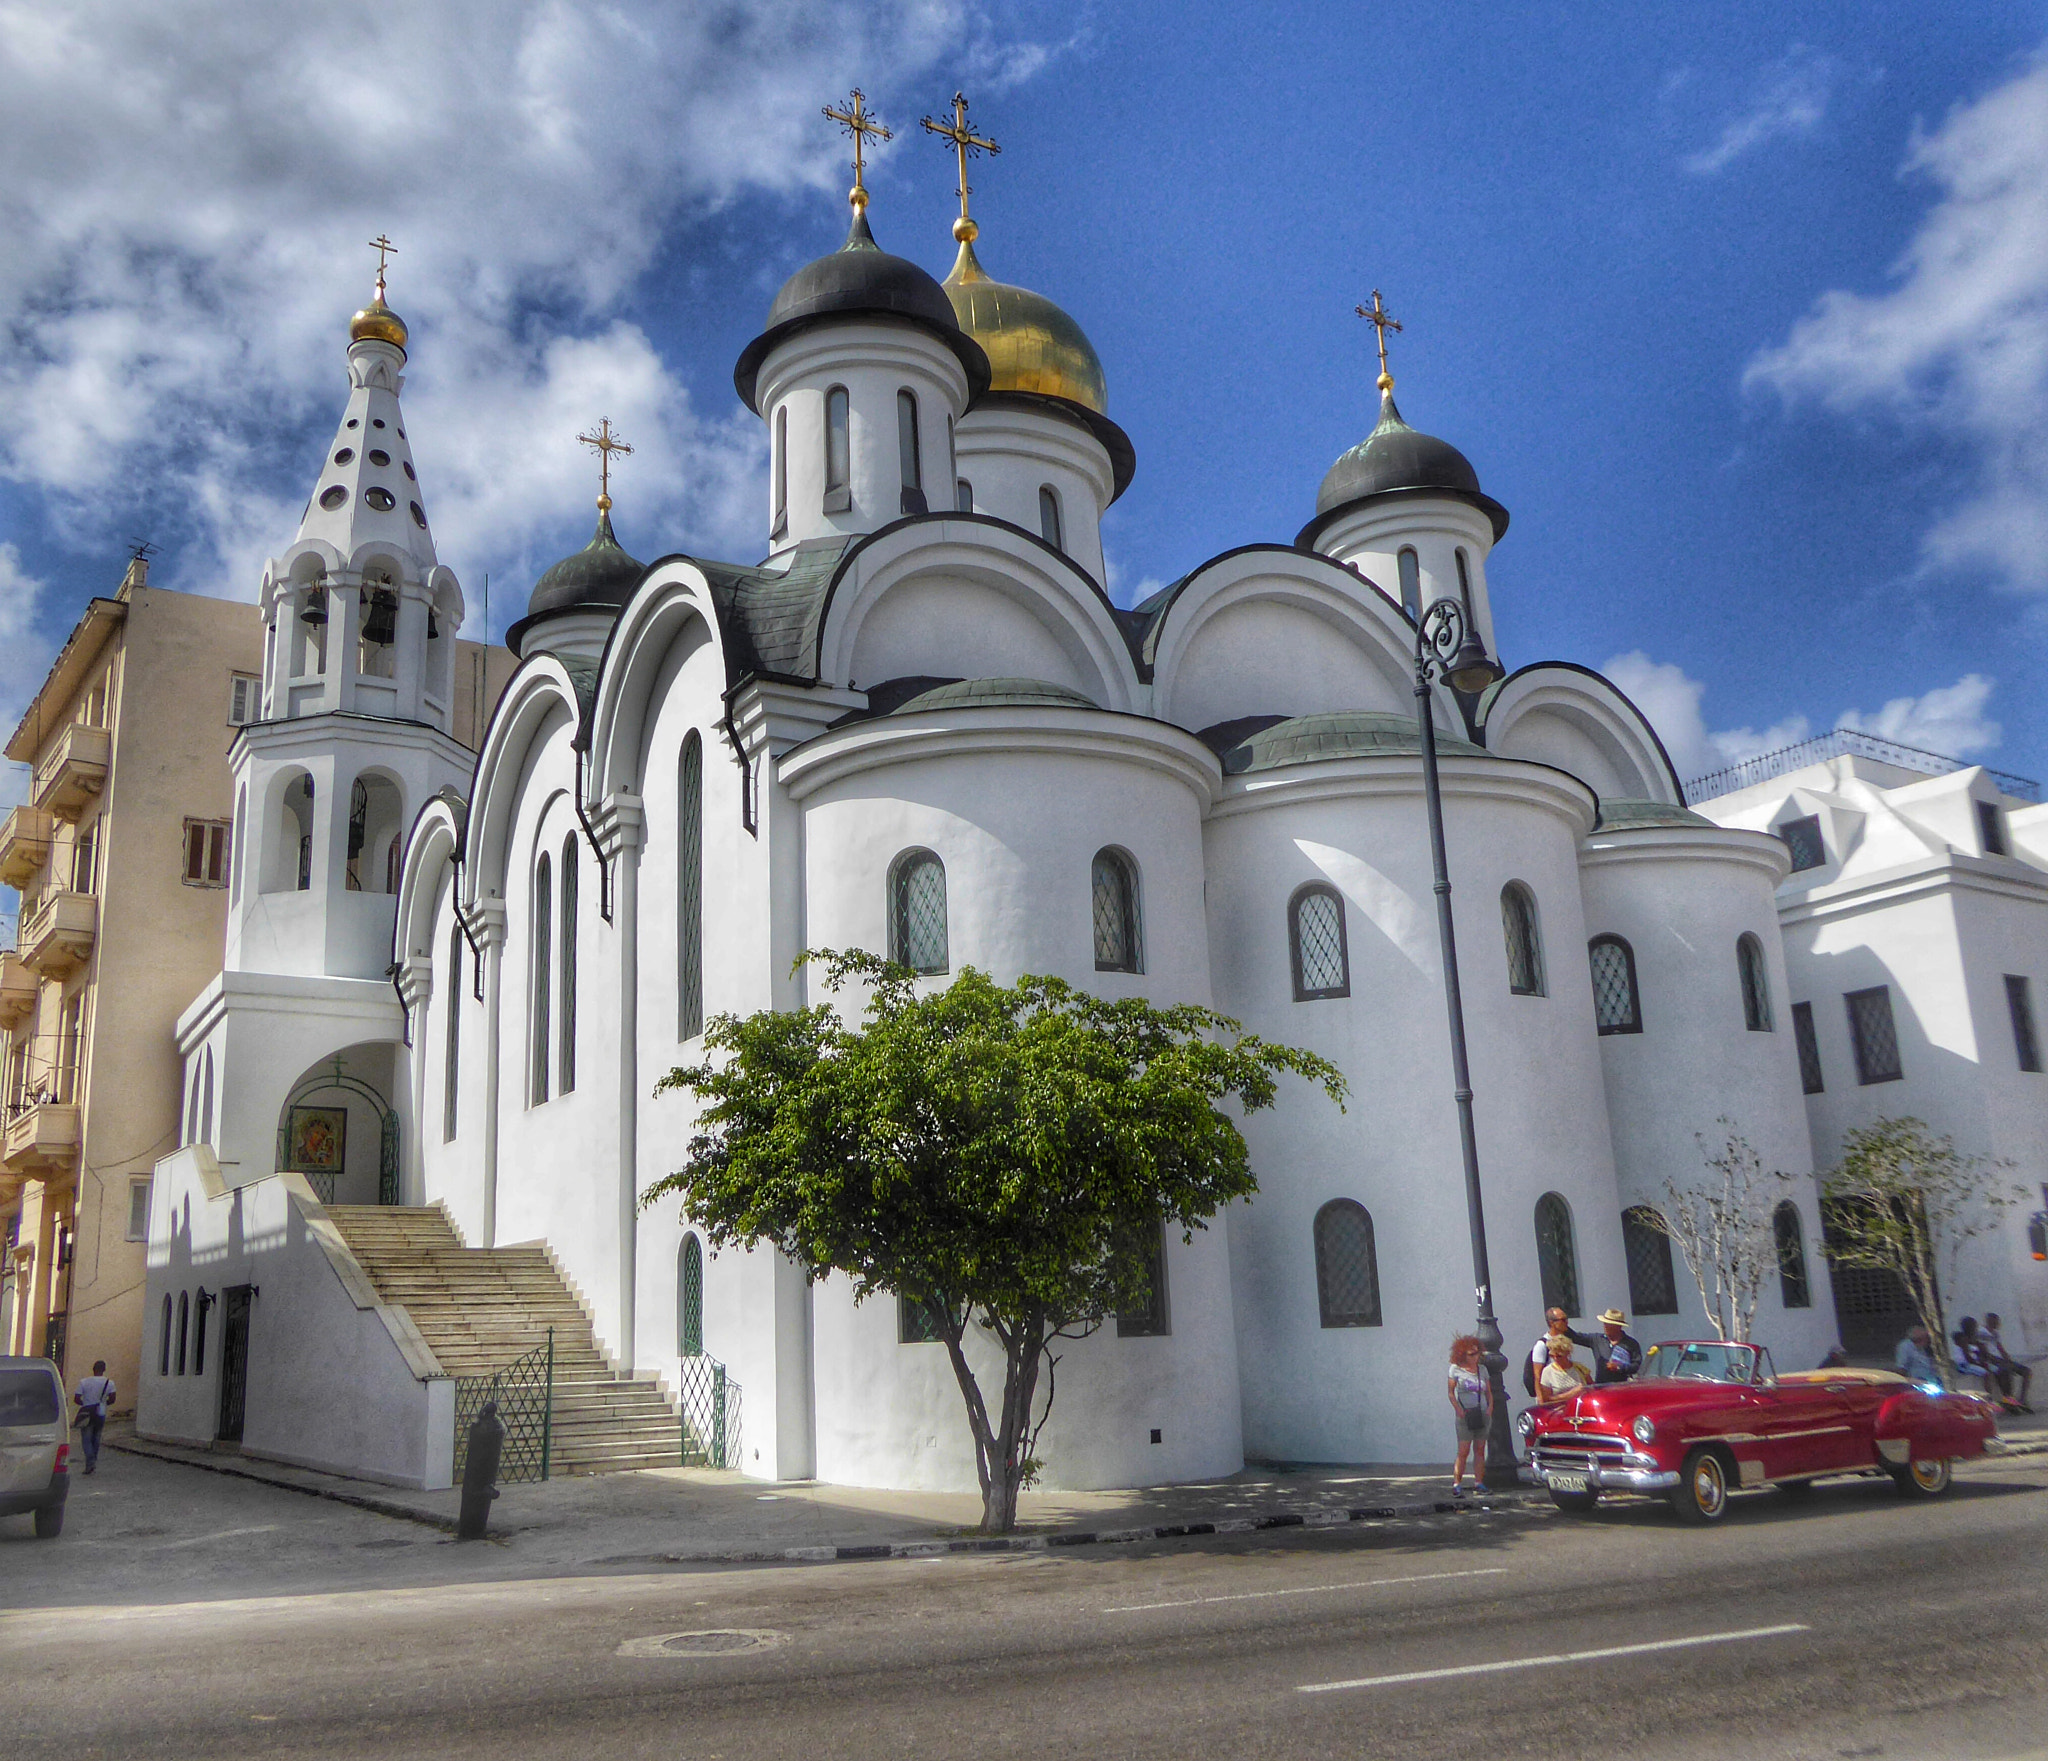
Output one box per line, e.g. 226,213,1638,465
369,233,397,301
823,89,892,213
1355,288,1402,393
921,92,999,243
576,419,633,513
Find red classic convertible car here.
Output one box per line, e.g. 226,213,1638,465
1523,1340,2001,1523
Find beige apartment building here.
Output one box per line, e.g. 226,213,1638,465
0,556,508,1408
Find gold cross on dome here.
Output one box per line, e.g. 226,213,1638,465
921,92,999,238
577,419,633,512
1355,288,1402,392
368,233,397,299
824,88,892,211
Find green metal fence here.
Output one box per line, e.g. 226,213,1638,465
677,1353,739,1469
453,1328,553,1485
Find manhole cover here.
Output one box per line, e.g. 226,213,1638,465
617,1628,788,1659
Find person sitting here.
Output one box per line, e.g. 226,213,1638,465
1817,1344,1850,1370
1538,1338,1592,1405
1952,1317,2004,1403
1593,1308,1644,1383
1982,1313,2034,1413
1895,1324,1941,1387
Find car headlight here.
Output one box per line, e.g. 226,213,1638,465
1919,1382,1945,1396
1516,1409,1536,1440
1632,1416,1657,1444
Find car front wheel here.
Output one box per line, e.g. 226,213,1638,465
33,1503,63,1539
1889,1457,1953,1497
1669,1447,1731,1524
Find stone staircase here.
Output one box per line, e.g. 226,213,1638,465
326,1204,684,1475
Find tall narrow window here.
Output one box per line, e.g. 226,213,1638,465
128,1177,152,1242
823,386,851,513
1846,985,1903,1084
159,1294,172,1377
1588,935,1640,1034
1791,1001,1824,1093
1778,814,1825,872
897,388,926,515
559,837,578,1096
176,1292,189,1376
679,732,704,1039
2006,974,2041,1073
1115,1221,1170,1337
956,478,974,513
73,821,98,893
888,849,948,975
772,405,789,538
678,1234,704,1356
531,852,552,1105
1979,799,2007,856
1738,932,1773,1032
1534,1192,1580,1317
1313,1199,1382,1327
1397,547,1421,618
1621,1206,1678,1315
1775,1201,1811,1308
231,785,247,902
192,1292,208,1376
1091,848,1142,973
443,923,462,1142
1038,485,1063,550
1502,883,1544,996
1454,547,1475,621
1289,883,1349,1000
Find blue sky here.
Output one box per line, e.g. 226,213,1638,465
4,2,2047,788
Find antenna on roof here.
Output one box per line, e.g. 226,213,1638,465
124,538,157,590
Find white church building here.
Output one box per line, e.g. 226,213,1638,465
138,169,2046,1492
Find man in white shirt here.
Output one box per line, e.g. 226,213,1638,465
72,1361,115,1475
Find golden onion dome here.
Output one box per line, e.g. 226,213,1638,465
349,296,409,352
943,228,1106,415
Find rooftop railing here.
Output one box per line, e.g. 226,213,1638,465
1685,729,2040,807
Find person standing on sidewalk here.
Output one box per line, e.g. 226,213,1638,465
1593,1308,1643,1383
72,1360,115,1475
1446,1335,1491,1498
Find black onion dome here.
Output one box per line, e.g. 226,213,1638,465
1299,390,1509,546
733,210,991,412
506,508,643,653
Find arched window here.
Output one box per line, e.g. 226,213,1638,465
199,1049,214,1145
1290,883,1349,999
559,836,578,1095
1038,485,1063,550
956,478,974,513
823,386,851,513
679,732,704,1039
193,1291,209,1376
889,849,949,975
1313,1199,1382,1327
897,388,925,514
231,783,247,903
531,851,552,1105
1775,1201,1811,1308
1091,848,1142,973
443,922,462,1142
678,1234,704,1356
772,405,788,538
1622,1206,1678,1315
175,1291,189,1376
159,1294,172,1376
385,836,402,894
1502,883,1544,996
1738,932,1773,1031
1534,1192,1581,1317
1588,935,1640,1034
1397,547,1421,618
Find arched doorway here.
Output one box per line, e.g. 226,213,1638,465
276,1050,401,1205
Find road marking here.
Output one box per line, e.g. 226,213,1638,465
149,1525,282,1550
1298,1622,1810,1693
1104,1567,1508,1613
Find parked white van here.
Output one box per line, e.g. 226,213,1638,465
0,1356,71,1538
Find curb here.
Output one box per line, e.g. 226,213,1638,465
107,1436,460,1535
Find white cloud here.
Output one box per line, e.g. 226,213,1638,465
0,1,1061,623
1837,672,2000,757
1745,55,2048,592
1684,46,1837,175
0,544,54,817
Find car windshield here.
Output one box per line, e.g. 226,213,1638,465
1641,1343,1761,1385
0,1366,60,1425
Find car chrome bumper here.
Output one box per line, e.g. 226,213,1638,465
1522,1458,1680,1494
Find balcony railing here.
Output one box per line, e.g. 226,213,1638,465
0,805,54,889
1,1098,81,1175
18,891,96,977
1685,728,2041,807
0,952,35,1028
31,722,111,820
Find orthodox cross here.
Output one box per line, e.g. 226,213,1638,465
368,233,397,299
823,89,892,211
1355,288,1402,392
920,92,999,238
577,419,632,512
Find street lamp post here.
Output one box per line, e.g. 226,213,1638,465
1411,596,1518,1489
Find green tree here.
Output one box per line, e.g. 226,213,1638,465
641,951,1346,1533
1823,1117,2023,1378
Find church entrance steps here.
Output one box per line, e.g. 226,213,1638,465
325,1204,684,1477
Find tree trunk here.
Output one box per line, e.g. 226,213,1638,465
937,1311,1049,1535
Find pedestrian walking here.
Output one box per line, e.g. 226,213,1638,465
1982,1313,2034,1412
1446,1334,1491,1498
72,1360,115,1475
1523,1305,1599,1396
1593,1308,1643,1383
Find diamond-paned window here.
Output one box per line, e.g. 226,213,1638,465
1846,985,1902,1084
1534,1191,1581,1317
1313,1200,1382,1327
1621,1206,1678,1314
890,850,949,975
1791,1001,1824,1094
1739,933,1773,1032
1502,884,1545,996
1290,885,1348,999
2006,974,2041,1074
1778,814,1826,873
678,1234,704,1356
1774,1202,1810,1308
1092,849,1141,973
1115,1223,1171,1337
1588,935,1640,1034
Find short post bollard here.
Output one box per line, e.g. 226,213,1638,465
457,1399,506,1541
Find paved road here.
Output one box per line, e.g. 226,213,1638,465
7,1453,2046,1759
